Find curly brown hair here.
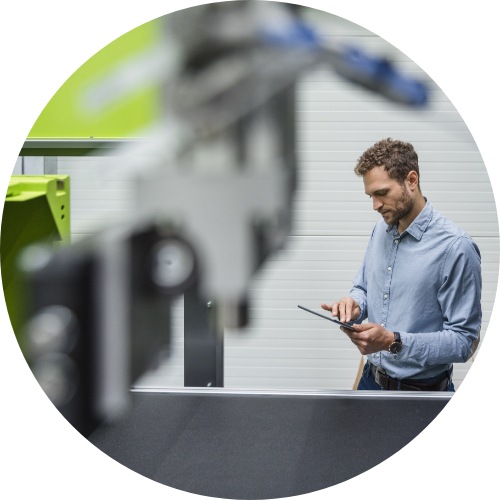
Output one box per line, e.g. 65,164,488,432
354,138,420,188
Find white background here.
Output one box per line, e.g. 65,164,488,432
1,1,498,499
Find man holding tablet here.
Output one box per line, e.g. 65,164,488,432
321,138,482,391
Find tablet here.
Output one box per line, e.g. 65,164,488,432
297,305,356,331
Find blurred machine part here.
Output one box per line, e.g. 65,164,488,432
1,176,70,335
12,1,430,438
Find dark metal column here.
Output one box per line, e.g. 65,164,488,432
184,288,223,387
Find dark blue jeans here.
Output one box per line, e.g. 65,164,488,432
357,362,455,392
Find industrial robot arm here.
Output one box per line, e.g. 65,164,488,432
16,1,428,436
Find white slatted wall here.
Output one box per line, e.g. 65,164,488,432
53,10,497,390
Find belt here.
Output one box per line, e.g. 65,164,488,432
369,363,450,391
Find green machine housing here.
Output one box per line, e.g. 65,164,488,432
1,176,70,336
5,16,166,333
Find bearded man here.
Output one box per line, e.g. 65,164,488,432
321,138,482,391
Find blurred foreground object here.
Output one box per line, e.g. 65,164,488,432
14,1,429,436
1,176,70,336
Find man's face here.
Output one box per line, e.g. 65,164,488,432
362,166,414,227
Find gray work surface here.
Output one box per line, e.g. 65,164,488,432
89,389,450,499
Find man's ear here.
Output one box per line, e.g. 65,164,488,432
406,170,419,191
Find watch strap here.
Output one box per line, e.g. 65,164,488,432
388,331,403,354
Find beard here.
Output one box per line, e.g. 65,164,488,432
380,185,414,228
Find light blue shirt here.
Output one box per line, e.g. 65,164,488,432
350,200,482,380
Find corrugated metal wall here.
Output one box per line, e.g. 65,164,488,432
54,11,498,390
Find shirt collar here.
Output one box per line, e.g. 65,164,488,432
386,199,433,241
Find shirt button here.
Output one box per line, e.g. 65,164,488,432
381,323,385,328
387,266,392,271
383,294,388,299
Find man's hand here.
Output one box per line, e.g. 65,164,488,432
339,322,394,355
321,298,361,323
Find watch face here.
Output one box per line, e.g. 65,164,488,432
389,341,403,354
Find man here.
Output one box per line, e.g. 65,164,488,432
321,138,482,391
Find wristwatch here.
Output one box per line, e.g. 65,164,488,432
388,331,403,354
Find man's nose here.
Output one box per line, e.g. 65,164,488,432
372,197,383,211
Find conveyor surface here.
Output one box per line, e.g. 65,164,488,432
89,389,450,499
